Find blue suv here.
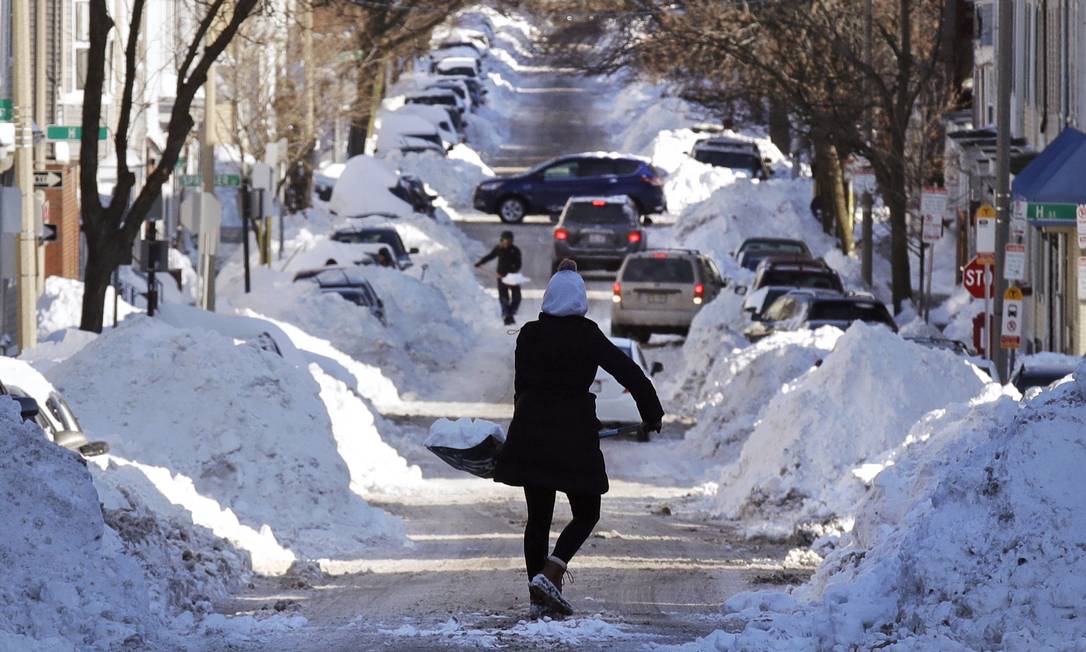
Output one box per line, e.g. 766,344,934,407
473,153,666,223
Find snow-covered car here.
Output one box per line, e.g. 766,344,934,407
426,80,473,113
375,113,449,155
745,289,896,341
292,266,387,325
592,337,663,429
156,303,306,366
6,385,109,457
328,156,414,217
743,285,821,321
434,56,480,78
734,237,811,271
390,105,460,146
1009,353,1082,394
404,89,465,123
331,226,418,270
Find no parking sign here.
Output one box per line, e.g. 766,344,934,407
1000,287,1024,349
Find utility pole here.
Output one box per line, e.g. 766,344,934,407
13,0,37,350
992,0,1013,381
303,1,315,204
860,0,874,286
200,58,217,311
33,0,46,165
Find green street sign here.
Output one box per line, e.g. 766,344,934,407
46,125,108,141
0,99,11,121
179,173,241,188
174,157,187,169
1026,202,1077,222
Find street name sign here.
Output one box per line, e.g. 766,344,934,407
0,99,11,121
33,170,63,189
46,125,108,141
963,257,993,299
179,174,241,188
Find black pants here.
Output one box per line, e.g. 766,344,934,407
523,487,601,579
498,280,521,319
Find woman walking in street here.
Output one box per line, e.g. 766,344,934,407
493,259,664,618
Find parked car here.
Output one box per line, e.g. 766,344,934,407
331,226,418,270
734,237,812,271
593,337,663,430
375,113,448,156
743,285,830,321
425,80,473,113
744,255,845,293
404,90,465,126
690,138,772,179
390,175,437,217
395,104,461,145
434,56,480,78
552,196,648,273
292,266,386,324
6,384,109,457
1009,354,1082,394
611,249,724,341
473,153,667,223
744,290,896,341
439,75,486,105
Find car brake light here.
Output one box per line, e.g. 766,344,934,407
653,252,668,259
693,283,705,305
627,230,642,244
591,199,606,206
640,174,663,187
612,282,622,303
554,228,568,241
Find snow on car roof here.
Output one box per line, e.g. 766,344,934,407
435,57,479,69
406,89,459,99
568,151,652,163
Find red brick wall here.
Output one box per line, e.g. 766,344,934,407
43,163,80,280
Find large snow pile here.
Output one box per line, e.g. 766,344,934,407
46,317,404,573
0,396,160,650
328,155,413,217
711,323,991,533
390,145,494,208
679,327,843,461
680,363,1086,650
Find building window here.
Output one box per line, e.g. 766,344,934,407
75,0,90,41
976,3,994,46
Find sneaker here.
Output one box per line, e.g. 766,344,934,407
530,573,573,616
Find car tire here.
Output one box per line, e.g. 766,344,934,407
498,197,526,223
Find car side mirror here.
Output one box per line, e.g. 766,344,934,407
15,396,40,421
734,285,747,296
409,247,420,254
641,216,654,226
650,361,664,377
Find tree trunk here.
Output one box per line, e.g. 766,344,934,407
79,239,117,333
881,169,912,312
812,135,834,235
768,97,790,157
826,149,853,254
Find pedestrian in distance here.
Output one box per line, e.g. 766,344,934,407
474,230,523,325
493,258,664,619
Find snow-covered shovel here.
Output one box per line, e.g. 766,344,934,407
598,424,649,442
426,418,506,479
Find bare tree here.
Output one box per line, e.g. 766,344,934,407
79,0,261,331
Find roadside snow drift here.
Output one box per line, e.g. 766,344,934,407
0,396,159,651
712,323,990,532
46,317,403,572
680,363,1086,651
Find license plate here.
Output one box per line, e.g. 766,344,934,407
588,234,608,244
647,293,667,304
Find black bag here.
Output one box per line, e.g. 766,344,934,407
426,435,504,479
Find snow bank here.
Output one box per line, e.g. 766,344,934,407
47,317,403,572
679,327,842,461
0,396,159,650
711,322,991,532
681,364,1086,650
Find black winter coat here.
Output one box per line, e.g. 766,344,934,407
493,313,664,495
476,244,523,276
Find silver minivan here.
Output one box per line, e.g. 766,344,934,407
610,249,724,341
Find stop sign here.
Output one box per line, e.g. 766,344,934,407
963,257,993,299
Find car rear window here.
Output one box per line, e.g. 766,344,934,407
612,159,642,175
622,257,695,283
809,301,891,324
565,203,630,224
762,271,842,291
745,241,807,254
693,149,760,170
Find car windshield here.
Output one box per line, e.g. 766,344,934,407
762,270,842,290
623,258,695,283
744,241,807,254
694,149,759,170
809,301,891,324
565,203,628,224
